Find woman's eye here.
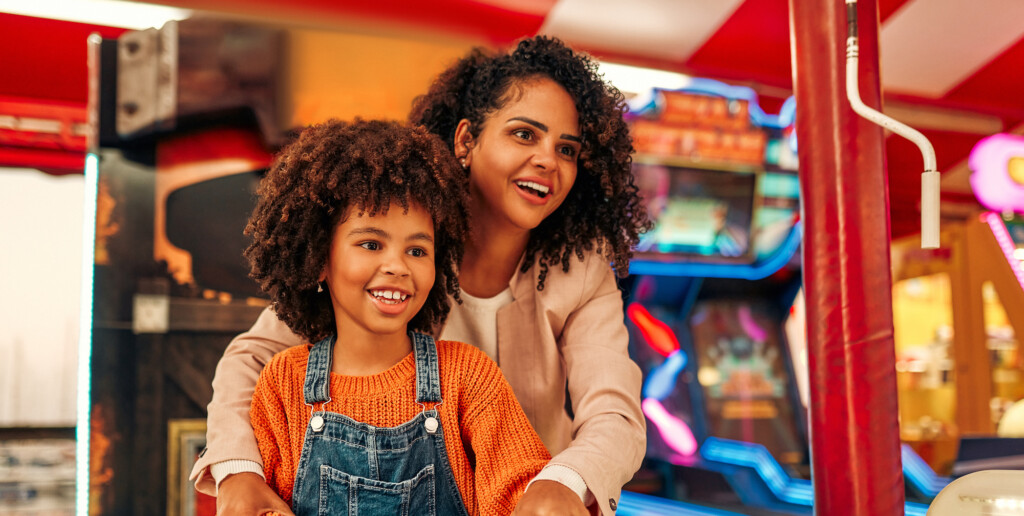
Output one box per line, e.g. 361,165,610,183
559,145,579,159
512,129,534,141
359,242,380,251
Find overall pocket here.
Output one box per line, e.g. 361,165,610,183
317,463,435,516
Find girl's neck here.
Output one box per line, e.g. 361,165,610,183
330,326,412,376
459,214,529,298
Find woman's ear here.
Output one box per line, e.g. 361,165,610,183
453,119,475,170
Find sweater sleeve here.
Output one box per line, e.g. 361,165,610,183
551,254,646,515
460,350,551,515
250,353,297,506
189,307,303,495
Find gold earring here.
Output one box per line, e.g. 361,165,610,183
460,158,468,169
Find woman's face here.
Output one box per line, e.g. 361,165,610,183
462,77,581,233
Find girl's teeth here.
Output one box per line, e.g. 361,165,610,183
371,290,407,301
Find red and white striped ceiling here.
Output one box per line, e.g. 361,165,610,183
3,0,1022,238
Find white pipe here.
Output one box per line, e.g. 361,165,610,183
844,0,940,249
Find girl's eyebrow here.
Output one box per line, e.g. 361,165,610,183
407,232,434,244
347,227,388,238
348,227,434,244
508,116,582,143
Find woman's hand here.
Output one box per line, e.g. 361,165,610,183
512,480,590,516
216,472,295,516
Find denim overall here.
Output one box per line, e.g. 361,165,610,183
290,332,471,516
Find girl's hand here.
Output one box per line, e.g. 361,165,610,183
217,472,295,516
512,480,590,516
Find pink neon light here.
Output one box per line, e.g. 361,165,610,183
738,305,767,342
983,212,1024,291
969,134,1024,214
627,303,680,357
642,398,698,456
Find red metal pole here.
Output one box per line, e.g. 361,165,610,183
788,0,905,514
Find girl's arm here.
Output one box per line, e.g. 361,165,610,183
549,253,647,516
460,350,551,515
189,307,302,494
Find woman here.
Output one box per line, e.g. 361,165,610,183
191,36,652,516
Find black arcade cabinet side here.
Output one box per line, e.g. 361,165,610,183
86,19,281,516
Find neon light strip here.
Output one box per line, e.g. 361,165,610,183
675,78,796,129
700,437,813,505
76,153,99,516
632,221,802,279
701,437,935,513
617,491,742,515
627,303,680,357
983,211,1024,290
643,398,698,456
643,349,687,400
737,305,767,342
901,444,952,497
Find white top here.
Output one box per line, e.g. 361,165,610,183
439,287,513,363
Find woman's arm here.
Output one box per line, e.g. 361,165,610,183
460,350,552,515
548,254,647,516
189,307,302,494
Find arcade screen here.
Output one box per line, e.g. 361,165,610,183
690,300,805,465
634,163,757,263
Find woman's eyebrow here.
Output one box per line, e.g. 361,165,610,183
508,116,581,143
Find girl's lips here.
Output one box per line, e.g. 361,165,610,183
513,182,551,205
367,291,411,315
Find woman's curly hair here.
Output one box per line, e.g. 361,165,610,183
409,35,652,289
244,119,469,343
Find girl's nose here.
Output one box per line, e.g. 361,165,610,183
380,252,411,276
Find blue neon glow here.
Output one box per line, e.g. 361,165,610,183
618,491,741,515
702,438,940,513
643,349,688,400
673,78,796,130
700,438,814,505
901,444,952,497
76,153,99,516
632,221,802,278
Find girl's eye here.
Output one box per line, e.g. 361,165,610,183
407,247,429,258
359,241,380,251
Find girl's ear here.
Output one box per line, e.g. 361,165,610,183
453,119,475,170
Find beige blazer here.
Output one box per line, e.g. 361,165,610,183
190,250,646,515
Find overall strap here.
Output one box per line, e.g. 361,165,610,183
411,332,442,404
303,334,336,405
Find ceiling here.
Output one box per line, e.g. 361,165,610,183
2,0,1022,239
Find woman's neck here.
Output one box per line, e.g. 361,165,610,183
459,214,529,298
330,326,412,376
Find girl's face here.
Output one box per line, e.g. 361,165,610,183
460,77,581,233
321,201,436,340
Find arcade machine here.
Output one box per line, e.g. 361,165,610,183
621,82,809,515
621,83,934,515
889,133,1024,489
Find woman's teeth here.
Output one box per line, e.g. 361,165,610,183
370,290,408,304
515,180,550,198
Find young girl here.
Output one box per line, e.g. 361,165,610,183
192,36,652,516
244,119,550,515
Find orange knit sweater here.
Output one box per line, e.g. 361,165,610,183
251,339,551,515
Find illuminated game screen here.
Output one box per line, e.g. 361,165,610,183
634,163,757,263
689,301,805,465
